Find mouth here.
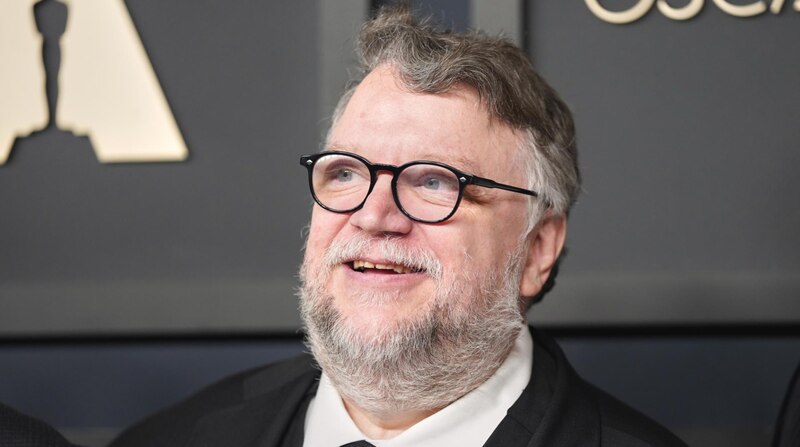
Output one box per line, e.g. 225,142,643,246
348,260,424,275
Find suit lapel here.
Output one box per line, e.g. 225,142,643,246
188,358,320,447
484,329,601,447
182,331,601,447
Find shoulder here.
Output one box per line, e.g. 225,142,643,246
586,383,687,447
0,402,75,447
530,329,687,447
110,354,318,447
773,359,800,447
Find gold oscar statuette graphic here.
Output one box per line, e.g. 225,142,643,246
0,0,48,163
0,0,188,165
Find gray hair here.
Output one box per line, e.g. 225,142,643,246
328,2,581,226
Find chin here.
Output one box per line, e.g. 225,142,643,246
337,299,429,343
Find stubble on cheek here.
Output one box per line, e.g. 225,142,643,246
297,239,526,415
302,238,479,329
299,235,446,343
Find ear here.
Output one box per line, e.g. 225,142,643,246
519,213,567,300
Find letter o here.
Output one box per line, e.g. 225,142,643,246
657,0,704,20
585,0,656,24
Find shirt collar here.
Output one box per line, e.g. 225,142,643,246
303,325,533,447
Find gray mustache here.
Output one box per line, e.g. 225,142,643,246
323,234,443,280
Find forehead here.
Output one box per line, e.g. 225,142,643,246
328,65,522,179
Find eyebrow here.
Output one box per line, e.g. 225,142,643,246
323,143,352,153
415,152,484,176
322,145,486,177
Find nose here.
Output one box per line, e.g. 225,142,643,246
349,173,413,235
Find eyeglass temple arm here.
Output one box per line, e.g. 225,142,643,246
469,176,539,197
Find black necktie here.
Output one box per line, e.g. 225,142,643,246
340,441,376,447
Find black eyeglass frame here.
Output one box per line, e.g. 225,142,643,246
300,150,541,224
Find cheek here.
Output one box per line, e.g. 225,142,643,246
308,206,350,240
423,229,475,283
305,209,347,259
438,214,525,277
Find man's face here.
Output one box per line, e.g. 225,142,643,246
302,65,532,342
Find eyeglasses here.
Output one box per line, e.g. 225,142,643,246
300,151,541,223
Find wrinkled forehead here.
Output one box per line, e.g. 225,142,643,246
328,65,525,182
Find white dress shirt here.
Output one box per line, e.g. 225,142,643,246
302,326,533,447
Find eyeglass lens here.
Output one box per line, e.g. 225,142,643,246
310,153,461,222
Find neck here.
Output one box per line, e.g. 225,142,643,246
342,398,442,440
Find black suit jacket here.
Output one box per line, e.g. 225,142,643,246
0,402,76,447
111,330,687,447
773,359,800,447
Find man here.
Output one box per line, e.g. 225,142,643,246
112,4,687,447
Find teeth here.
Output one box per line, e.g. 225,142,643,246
352,260,416,274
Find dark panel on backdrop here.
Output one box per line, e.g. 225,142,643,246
2,1,798,336
526,1,800,326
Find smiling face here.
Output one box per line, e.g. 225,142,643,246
303,65,533,336
299,64,566,414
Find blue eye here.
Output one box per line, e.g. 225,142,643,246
424,177,441,190
335,169,354,182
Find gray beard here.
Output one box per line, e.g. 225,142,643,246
298,237,525,416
